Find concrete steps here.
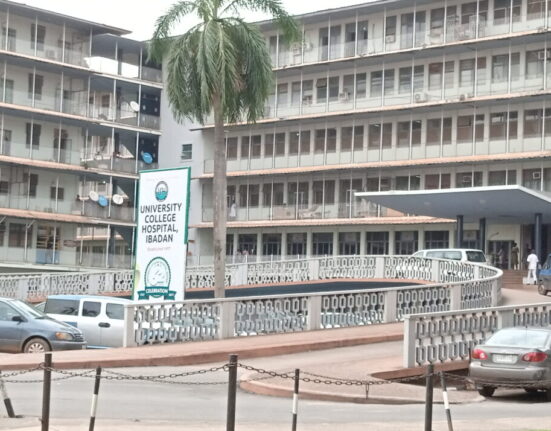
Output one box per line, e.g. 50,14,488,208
501,269,525,289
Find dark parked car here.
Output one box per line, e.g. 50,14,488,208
538,254,551,296
469,327,551,399
0,297,86,353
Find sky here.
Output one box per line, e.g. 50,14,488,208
11,0,368,40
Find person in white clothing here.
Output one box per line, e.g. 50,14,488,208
527,250,539,284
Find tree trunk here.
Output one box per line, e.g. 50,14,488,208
212,93,227,298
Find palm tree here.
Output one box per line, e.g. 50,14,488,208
149,0,298,298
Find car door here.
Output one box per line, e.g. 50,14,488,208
77,300,102,347
100,302,125,347
0,301,24,353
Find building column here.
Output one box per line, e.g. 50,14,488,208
479,217,486,253
306,231,313,258
231,233,238,263
535,212,543,260
360,230,367,255
456,215,464,248
281,231,287,260
418,228,425,251
256,232,263,259
333,231,339,256
388,230,396,255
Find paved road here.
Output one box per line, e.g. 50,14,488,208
2,344,551,430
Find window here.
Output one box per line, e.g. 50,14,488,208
356,73,367,99
44,299,79,316
526,50,544,78
413,65,424,92
427,118,452,145
248,185,259,207
385,16,397,42
326,128,336,153
328,77,339,101
429,63,443,90
262,233,282,256
444,61,454,87
397,121,410,147
312,232,333,256
528,0,547,18
315,129,327,153
489,170,517,186
366,232,389,254
425,174,440,189
494,0,521,24
477,57,487,85
287,233,306,256
277,83,288,107
395,231,418,255
492,54,509,82
316,78,327,103
339,232,360,255
290,82,301,106
9,223,31,248
226,137,237,159
30,24,45,51
2,79,13,103
251,135,261,158
24,173,38,197
240,137,249,159
25,123,41,148
341,127,353,151
456,171,483,187
106,303,124,320
274,133,285,156
384,70,395,96
82,301,101,317
430,8,445,38
399,67,412,94
459,59,475,87
425,231,449,249
27,74,43,100
412,120,421,145
181,143,192,161
50,186,64,200
0,180,8,194
289,130,310,154
238,234,257,254
264,133,274,157
370,71,382,97
457,115,483,142
524,109,542,137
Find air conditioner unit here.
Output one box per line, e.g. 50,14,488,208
533,171,542,180
459,93,468,101
385,35,396,44
338,92,350,102
414,93,427,103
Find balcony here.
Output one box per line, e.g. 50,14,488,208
271,12,548,70
202,202,405,223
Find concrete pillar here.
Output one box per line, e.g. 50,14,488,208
479,218,486,253
456,215,464,248
388,230,396,255
333,231,339,256
256,232,263,259
360,230,367,255
535,212,543,260
281,231,287,259
306,230,313,257
418,228,425,251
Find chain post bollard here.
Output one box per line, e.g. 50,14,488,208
89,367,102,431
440,372,454,431
424,363,434,431
291,369,300,431
0,371,16,418
41,352,52,431
227,354,238,431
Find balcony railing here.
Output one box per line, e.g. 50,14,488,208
202,202,404,223
272,13,547,70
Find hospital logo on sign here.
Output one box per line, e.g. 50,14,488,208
138,257,176,300
155,181,168,201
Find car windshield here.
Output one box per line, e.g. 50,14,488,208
466,251,486,262
486,329,551,349
9,299,46,319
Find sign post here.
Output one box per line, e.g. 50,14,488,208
133,167,191,302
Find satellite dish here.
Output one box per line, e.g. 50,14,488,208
88,191,99,202
112,194,124,205
142,152,153,164
98,195,109,207
129,101,140,113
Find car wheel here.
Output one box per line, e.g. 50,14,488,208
538,284,548,296
478,386,495,397
23,338,51,354
546,390,551,402
524,388,539,394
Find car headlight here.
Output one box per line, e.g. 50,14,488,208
55,332,74,341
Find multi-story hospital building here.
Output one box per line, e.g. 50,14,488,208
0,0,162,271
167,0,551,268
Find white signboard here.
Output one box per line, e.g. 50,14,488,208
133,167,191,302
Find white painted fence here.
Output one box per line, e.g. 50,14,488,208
123,256,502,346
403,302,551,368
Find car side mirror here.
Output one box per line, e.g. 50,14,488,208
12,315,25,323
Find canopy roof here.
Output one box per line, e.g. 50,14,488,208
356,186,551,223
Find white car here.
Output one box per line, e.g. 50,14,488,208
412,248,488,264
38,295,131,348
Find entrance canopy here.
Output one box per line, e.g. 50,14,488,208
356,186,551,223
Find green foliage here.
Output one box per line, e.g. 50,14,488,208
149,0,299,125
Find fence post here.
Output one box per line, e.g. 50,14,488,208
449,284,462,311
219,302,236,339
89,367,102,431
308,258,320,281
403,315,417,368
0,372,16,418
374,256,385,279
226,354,238,431
123,305,137,347
292,369,300,431
440,372,454,431
306,296,322,331
383,290,398,323
497,308,515,329
41,352,52,431
424,363,434,431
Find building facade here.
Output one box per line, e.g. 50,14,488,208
0,0,161,271
163,0,551,268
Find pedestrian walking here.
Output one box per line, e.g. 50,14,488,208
511,242,520,270
526,250,539,284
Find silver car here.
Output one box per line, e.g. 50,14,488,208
469,327,551,399
0,297,86,353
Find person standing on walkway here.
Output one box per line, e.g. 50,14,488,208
511,242,520,270
527,250,539,284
